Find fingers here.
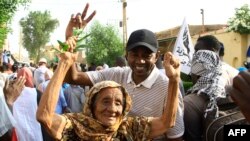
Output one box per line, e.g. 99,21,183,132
70,14,76,23
232,72,250,94
85,10,96,23
240,70,250,83
81,3,89,19
163,52,180,68
5,78,9,87
66,36,77,52
4,78,10,92
76,13,82,28
163,52,180,80
15,76,26,88
81,3,96,24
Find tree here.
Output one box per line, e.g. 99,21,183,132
227,4,250,34
20,10,59,62
0,0,31,49
85,21,124,67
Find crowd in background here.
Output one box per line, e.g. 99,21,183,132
1,3,250,141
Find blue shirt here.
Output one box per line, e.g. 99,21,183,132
41,80,67,114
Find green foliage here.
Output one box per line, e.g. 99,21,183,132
85,21,124,66
183,81,193,93
20,10,59,62
181,72,193,93
54,28,90,53
227,4,250,34
0,0,31,48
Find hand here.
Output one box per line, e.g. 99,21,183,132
58,51,78,66
3,77,26,106
65,3,96,40
65,36,78,53
163,52,180,81
230,70,250,122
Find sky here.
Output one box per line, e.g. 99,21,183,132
7,0,250,57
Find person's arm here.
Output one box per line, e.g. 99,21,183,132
36,52,78,139
64,3,96,86
64,62,92,86
149,52,180,139
230,70,250,122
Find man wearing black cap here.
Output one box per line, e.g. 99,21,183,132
64,29,184,141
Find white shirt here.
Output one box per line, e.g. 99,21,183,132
34,65,48,88
221,62,239,94
13,87,43,141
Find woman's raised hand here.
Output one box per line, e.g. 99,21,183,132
65,3,96,40
163,52,180,81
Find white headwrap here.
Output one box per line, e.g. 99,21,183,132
190,50,226,118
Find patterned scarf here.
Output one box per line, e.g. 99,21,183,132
189,50,226,118
64,81,132,140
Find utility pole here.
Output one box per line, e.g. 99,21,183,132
19,27,22,61
200,9,205,33
122,0,127,48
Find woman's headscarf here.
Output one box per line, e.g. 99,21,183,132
189,50,226,117
64,81,132,140
17,67,34,88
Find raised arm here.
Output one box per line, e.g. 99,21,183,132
149,52,180,138
36,39,79,139
64,3,96,86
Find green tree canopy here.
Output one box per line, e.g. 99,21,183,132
0,0,30,48
20,10,59,62
227,4,250,34
85,21,124,67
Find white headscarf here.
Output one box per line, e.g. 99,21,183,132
190,50,226,118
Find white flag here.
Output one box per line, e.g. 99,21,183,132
173,18,194,74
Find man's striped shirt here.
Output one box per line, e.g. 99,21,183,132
86,66,184,139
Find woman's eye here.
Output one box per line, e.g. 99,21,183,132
103,100,109,105
115,102,122,106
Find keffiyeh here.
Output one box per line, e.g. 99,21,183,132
189,50,226,118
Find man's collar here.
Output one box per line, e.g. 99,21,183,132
127,66,159,88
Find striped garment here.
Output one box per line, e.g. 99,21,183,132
189,50,226,118
87,66,184,139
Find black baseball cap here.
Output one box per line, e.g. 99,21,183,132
126,29,158,52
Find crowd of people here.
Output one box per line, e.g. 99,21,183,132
1,3,250,141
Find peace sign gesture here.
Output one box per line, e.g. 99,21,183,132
65,3,96,40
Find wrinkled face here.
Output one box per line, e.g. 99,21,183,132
126,46,158,81
93,87,124,127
